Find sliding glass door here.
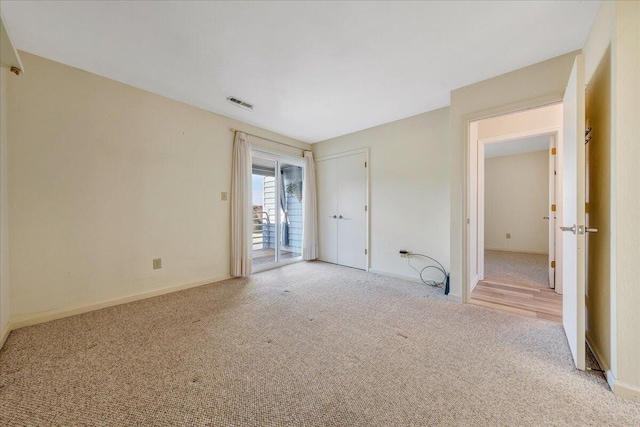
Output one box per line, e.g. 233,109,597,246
251,151,304,271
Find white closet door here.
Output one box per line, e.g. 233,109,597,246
337,152,367,269
316,158,338,263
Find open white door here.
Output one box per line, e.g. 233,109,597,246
560,54,586,370
548,136,556,289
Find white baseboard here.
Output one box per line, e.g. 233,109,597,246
612,379,640,403
585,332,640,403
368,269,459,302
368,269,423,284
586,331,613,390
485,247,549,255
471,275,479,292
0,323,10,350
447,294,463,303
8,275,232,332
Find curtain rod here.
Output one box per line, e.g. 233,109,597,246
229,128,305,151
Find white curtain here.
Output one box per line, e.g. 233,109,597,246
302,151,318,260
230,132,253,277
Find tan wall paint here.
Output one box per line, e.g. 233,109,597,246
583,0,615,380
485,151,548,253
7,52,309,323
614,0,640,393
0,67,10,342
313,108,450,285
449,51,578,300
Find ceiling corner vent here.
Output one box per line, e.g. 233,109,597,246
227,96,254,111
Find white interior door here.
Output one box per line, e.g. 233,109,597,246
316,158,338,263
336,152,367,269
548,136,556,288
561,54,586,370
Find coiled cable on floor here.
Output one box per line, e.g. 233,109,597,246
407,253,449,291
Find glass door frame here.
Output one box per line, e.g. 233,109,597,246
251,148,305,273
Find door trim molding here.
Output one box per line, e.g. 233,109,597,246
462,95,564,304
315,147,369,162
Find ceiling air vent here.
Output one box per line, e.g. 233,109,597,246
227,96,254,111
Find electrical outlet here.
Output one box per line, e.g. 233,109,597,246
153,258,162,269
399,249,408,258
221,192,228,201
506,233,511,239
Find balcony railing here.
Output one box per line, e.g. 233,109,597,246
252,210,271,250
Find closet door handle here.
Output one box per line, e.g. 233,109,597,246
330,215,337,219
338,215,344,219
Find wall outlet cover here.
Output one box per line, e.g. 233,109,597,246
506,233,511,239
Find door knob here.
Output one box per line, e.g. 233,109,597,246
543,216,550,220
586,227,598,233
560,225,576,234
330,215,337,219
339,215,344,219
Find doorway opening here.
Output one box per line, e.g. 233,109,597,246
251,151,305,272
468,103,564,322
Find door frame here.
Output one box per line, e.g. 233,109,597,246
461,94,565,304
251,147,306,273
315,147,370,271
474,126,562,291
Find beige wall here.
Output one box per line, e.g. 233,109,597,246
583,0,615,386
313,108,450,284
449,51,578,300
7,52,309,325
0,67,9,342
484,151,548,253
614,0,640,394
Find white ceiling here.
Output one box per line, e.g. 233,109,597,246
485,135,551,158
1,1,599,143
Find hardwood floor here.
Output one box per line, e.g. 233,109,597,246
471,280,562,323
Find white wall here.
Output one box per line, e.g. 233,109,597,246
313,108,450,285
484,151,549,253
6,52,309,326
0,67,10,344
449,51,578,301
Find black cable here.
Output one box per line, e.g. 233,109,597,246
406,253,448,289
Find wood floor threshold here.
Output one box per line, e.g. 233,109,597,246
471,280,563,323
473,285,562,307
471,292,562,317
480,279,553,291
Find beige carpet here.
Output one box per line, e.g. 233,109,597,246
1,262,638,426
484,250,550,288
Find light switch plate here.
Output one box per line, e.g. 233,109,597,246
221,192,228,201
506,233,511,239
153,258,162,269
